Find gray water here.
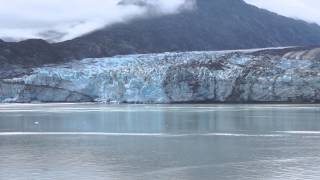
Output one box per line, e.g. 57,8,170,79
0,104,320,180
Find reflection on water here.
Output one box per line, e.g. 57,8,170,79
0,104,320,180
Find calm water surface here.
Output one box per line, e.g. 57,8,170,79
0,104,320,180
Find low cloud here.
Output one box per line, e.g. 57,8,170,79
0,0,194,42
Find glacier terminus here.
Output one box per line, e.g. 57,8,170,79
1,47,320,103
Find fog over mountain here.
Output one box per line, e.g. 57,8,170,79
0,0,193,42
0,0,320,42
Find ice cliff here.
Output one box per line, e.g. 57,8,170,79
1,47,320,103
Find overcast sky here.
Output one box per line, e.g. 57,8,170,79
0,0,319,42
244,0,320,24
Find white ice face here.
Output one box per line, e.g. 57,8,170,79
1,48,319,103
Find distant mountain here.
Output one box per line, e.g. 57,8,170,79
2,0,320,67
56,0,320,59
0,39,62,69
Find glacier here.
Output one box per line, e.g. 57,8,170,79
1,47,320,103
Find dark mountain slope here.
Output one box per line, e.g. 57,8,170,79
0,39,62,66
56,0,320,59
2,0,320,67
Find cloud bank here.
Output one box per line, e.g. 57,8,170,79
0,0,193,42
245,0,320,25
1,0,320,42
